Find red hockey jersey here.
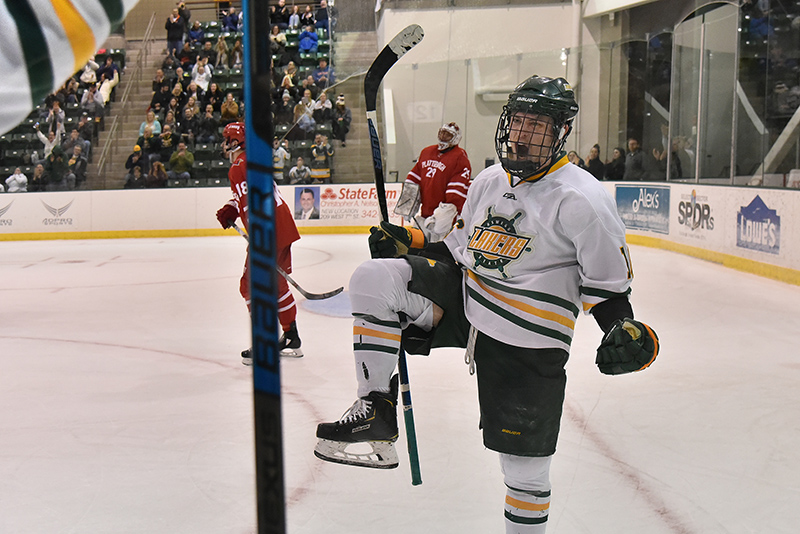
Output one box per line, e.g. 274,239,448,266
227,152,300,252
405,145,471,217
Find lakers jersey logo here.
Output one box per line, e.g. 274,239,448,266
467,207,533,277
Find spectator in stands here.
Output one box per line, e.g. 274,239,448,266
168,141,194,184
197,104,219,144
185,82,204,105
34,125,59,162
125,145,148,182
43,145,68,191
301,75,320,100
567,150,586,169
137,126,162,170
159,124,178,162
77,113,95,147
162,52,179,75
165,8,185,56
5,167,28,193
623,137,646,181
80,83,104,117
198,41,217,66
310,134,333,183
192,64,212,92
43,101,65,139
65,145,87,189
61,128,90,159
299,5,315,27
315,0,330,35
280,71,298,102
139,110,162,137
220,93,240,125
291,101,315,140
312,92,333,125
223,7,240,31
162,110,178,135
605,147,626,181
58,79,80,105
275,91,295,125
300,88,315,109
273,0,291,29
270,25,288,56
171,82,187,109
273,137,291,184
332,93,351,146
312,58,334,89
188,20,204,46
96,55,120,90
289,156,312,184
151,83,172,113
298,25,319,54
583,144,606,181
124,166,147,189
231,39,244,68
29,164,47,192
204,82,224,112
79,59,99,88
289,5,301,29
177,42,198,69
147,161,169,188
152,69,167,91
214,36,229,69
178,107,199,147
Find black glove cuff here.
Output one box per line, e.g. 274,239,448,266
592,297,634,334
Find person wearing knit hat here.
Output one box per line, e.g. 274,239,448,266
332,93,352,147
134,145,141,152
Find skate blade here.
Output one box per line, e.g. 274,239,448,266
280,347,304,358
314,438,399,469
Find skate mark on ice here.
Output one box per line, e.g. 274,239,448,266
0,335,238,369
564,400,697,534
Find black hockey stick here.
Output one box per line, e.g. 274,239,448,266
230,222,344,300
365,24,424,222
364,24,425,486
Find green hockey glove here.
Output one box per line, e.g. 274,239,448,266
368,221,427,258
596,319,659,375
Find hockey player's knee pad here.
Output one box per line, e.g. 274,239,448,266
500,453,552,493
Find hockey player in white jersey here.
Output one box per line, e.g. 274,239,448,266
315,75,659,533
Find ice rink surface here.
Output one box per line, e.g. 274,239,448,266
1,233,799,534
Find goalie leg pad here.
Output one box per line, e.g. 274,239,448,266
314,439,399,469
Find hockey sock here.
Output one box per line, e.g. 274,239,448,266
500,454,552,534
277,286,297,327
352,315,401,397
504,486,550,533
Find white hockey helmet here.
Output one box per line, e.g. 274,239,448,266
437,122,462,151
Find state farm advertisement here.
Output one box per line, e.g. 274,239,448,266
281,183,404,226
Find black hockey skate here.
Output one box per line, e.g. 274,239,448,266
314,374,399,469
240,321,303,365
278,321,303,358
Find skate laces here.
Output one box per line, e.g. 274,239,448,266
339,398,372,424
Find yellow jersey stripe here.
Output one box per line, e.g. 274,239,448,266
468,270,575,330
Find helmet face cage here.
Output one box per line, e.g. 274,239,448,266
222,122,246,158
494,75,578,184
495,110,571,183
437,122,462,151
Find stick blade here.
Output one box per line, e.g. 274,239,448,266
364,24,425,110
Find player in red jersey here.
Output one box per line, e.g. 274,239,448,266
393,122,472,241
215,122,304,363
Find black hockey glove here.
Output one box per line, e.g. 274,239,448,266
368,221,427,259
595,319,659,375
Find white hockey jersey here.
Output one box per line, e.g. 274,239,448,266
444,156,632,351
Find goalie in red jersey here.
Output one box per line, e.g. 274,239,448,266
393,122,472,241
215,122,304,363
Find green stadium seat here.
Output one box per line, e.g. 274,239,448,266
192,160,209,178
